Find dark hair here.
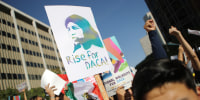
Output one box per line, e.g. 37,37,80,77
55,93,64,100
131,59,196,100
124,89,133,100
29,96,42,100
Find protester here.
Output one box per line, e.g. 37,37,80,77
116,86,134,100
115,19,168,100
22,89,27,100
45,83,70,100
45,83,57,100
177,45,185,63
131,20,200,100
42,19,200,100
143,19,168,60
144,19,200,86
169,26,200,96
116,86,126,100
29,96,43,100
169,26,200,71
132,59,200,100
177,45,194,72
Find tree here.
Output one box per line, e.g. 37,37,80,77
0,87,46,100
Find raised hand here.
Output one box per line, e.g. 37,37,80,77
169,26,181,36
144,19,156,32
45,83,57,98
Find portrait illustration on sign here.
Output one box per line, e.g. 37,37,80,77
65,14,103,53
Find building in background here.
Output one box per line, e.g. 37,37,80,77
145,0,200,48
140,35,152,56
140,12,166,56
0,1,65,90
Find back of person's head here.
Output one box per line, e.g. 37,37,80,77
29,96,43,100
55,93,64,100
131,59,196,100
29,96,37,100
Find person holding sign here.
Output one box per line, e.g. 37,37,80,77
65,14,103,53
116,86,134,100
143,19,168,60
22,89,27,100
45,83,72,100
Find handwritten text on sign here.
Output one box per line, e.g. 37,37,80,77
66,50,108,69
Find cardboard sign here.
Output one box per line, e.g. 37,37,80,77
45,5,113,82
102,36,133,97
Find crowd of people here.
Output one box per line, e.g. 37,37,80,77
111,19,200,100
21,19,200,100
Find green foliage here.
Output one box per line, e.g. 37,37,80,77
51,67,62,74
0,87,46,100
27,87,46,99
0,88,19,99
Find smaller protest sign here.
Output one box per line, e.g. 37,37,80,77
41,69,66,95
102,36,133,97
16,82,27,92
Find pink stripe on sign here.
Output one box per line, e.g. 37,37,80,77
109,39,124,63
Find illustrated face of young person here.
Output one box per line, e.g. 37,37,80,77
66,22,84,44
144,82,199,100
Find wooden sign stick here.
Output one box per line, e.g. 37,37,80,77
94,74,109,100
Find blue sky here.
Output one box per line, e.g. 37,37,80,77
2,0,150,67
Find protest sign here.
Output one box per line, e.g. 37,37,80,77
45,5,113,82
41,69,66,95
16,81,27,92
102,36,133,97
57,74,103,100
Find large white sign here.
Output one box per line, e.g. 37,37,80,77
45,6,113,82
